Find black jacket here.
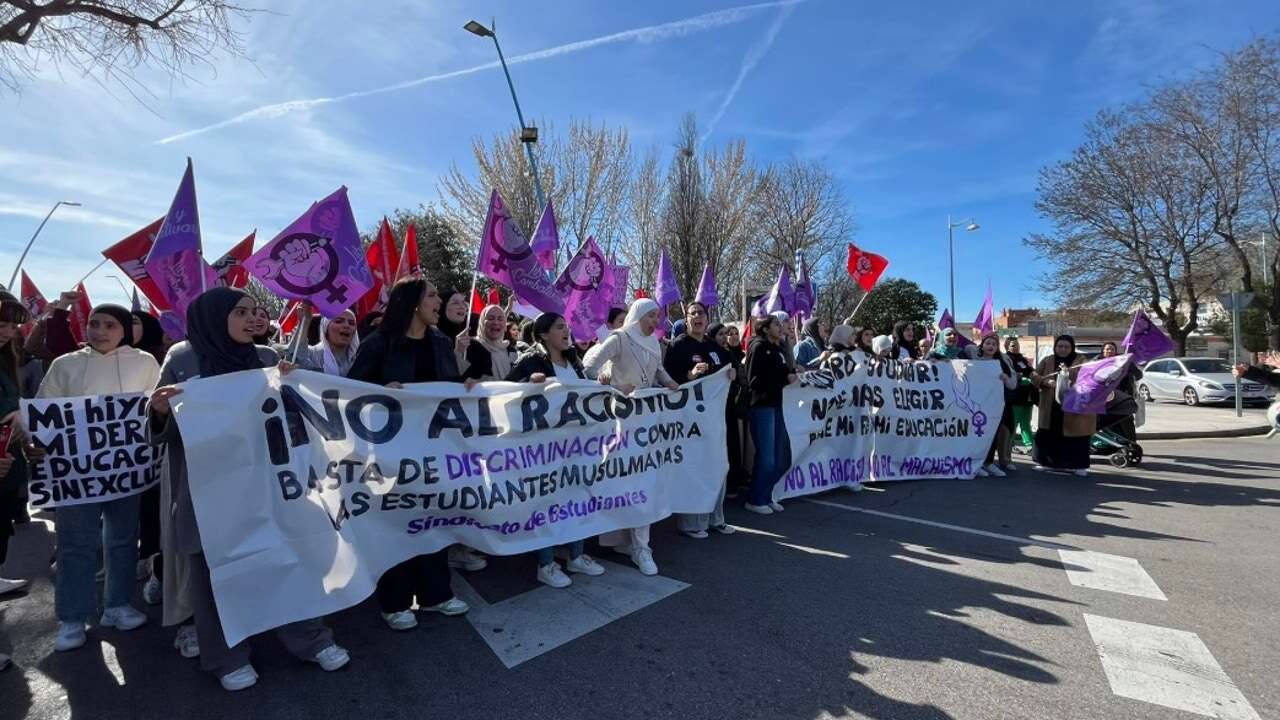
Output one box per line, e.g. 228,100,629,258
1244,365,1280,390
663,334,731,385
348,328,460,385
1005,352,1037,406
744,337,791,408
505,348,585,382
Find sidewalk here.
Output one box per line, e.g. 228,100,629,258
1134,401,1273,440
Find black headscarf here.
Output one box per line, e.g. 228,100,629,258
436,288,467,340
186,287,267,378
132,311,164,353
1052,334,1077,370
707,322,727,348
91,304,135,349
801,318,824,348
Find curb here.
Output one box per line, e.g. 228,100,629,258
1137,425,1273,440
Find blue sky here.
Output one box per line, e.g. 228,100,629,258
1,0,1276,319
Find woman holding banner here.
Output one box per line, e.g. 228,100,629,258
794,318,827,368
892,321,920,360
297,309,360,377
974,334,1017,477
0,293,31,611
461,305,517,382
505,312,607,587
743,314,798,515
37,304,160,652
149,287,350,690
347,278,475,629
1032,335,1094,476
583,298,678,576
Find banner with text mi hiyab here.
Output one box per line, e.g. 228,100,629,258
171,368,731,646
778,354,1005,500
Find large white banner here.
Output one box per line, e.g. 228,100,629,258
172,368,730,645
21,393,158,509
777,355,1004,500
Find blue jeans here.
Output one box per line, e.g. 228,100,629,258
535,541,584,566
749,406,787,506
55,494,141,622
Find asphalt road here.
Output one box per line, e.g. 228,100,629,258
1,437,1277,720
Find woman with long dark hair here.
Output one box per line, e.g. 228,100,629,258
1031,335,1095,476
743,315,798,515
149,287,349,690
0,293,30,607
347,278,474,629
892,321,919,360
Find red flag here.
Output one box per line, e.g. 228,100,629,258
487,287,501,307
740,316,753,351
470,287,485,315
355,219,400,319
213,232,255,289
101,218,170,311
278,300,302,337
393,224,421,283
19,271,47,336
68,282,92,345
634,288,649,300
846,243,889,293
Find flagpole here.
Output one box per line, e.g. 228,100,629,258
74,258,109,287
466,270,480,338
843,281,877,326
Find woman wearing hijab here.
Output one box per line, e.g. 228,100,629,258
0,293,30,608
918,337,934,358
38,304,161,652
461,305,516,381
1100,341,1142,443
583,298,678,576
505,313,607,587
794,317,828,368
347,278,475,628
131,311,168,364
973,334,1017,477
1004,337,1037,450
1031,335,1094,476
743,314,799,515
930,328,963,360
815,325,856,366
871,335,895,360
718,322,750,499
132,309,170,607
149,287,350,689
892,321,919,360
299,309,360,377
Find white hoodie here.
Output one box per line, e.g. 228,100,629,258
37,345,161,398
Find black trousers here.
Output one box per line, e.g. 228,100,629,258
375,550,452,614
0,494,23,567
137,485,162,579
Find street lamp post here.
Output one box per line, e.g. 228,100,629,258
8,200,81,289
464,19,546,214
947,214,980,316
1244,238,1270,286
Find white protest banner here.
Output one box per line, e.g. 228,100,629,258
21,393,158,509
172,368,730,646
777,355,1004,500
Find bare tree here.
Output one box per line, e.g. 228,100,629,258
620,147,663,293
0,0,253,94
751,156,852,288
659,113,706,304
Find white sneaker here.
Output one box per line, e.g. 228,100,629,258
311,644,350,672
54,622,86,652
1073,469,1089,477
711,524,737,535
847,482,865,492
142,575,162,606
381,610,418,631
744,503,773,515
219,664,258,692
768,501,785,512
681,530,709,540
136,558,150,581
174,624,200,658
0,577,27,596
100,605,147,631
565,554,605,576
985,464,1006,478
422,597,469,616
631,548,658,576
448,546,488,572
536,562,572,588
974,467,990,477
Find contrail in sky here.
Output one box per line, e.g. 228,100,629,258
701,3,797,145
157,0,803,145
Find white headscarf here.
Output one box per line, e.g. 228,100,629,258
477,304,513,379
623,298,662,362
315,311,360,376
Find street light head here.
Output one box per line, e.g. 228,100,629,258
520,126,539,144
464,20,493,37
965,222,980,232
61,201,82,207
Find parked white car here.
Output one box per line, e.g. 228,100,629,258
1138,357,1275,406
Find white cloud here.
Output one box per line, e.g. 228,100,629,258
701,3,797,145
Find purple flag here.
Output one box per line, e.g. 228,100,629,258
475,190,564,315
530,201,559,272
937,309,974,349
694,264,718,307
555,237,615,341
246,186,374,319
1121,310,1175,364
751,265,794,317
654,250,681,308
793,255,815,320
1064,354,1133,414
143,158,217,337
973,284,994,336
610,264,630,309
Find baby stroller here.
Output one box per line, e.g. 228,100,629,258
1090,391,1144,468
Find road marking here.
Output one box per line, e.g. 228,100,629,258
803,498,1078,550
1084,614,1259,720
454,561,689,668
1058,550,1167,600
